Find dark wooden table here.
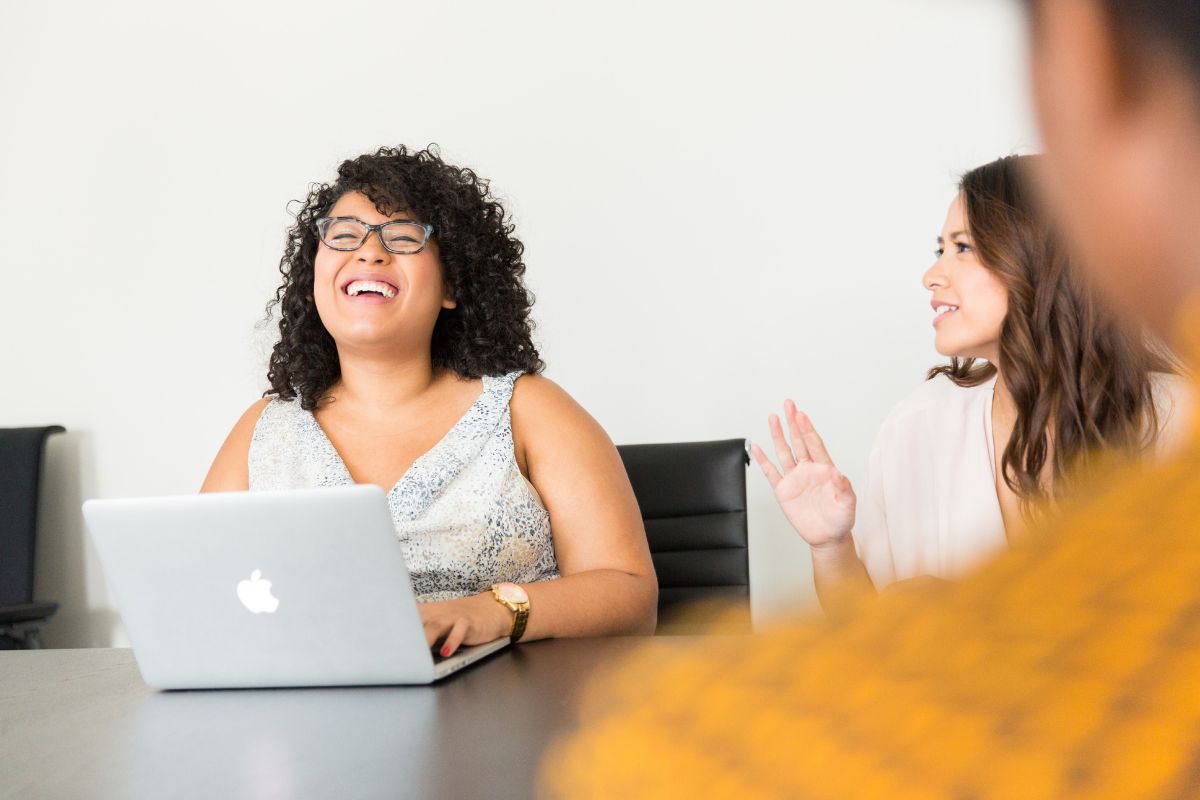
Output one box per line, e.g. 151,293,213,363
1,636,691,799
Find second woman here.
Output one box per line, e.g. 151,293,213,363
754,154,1189,616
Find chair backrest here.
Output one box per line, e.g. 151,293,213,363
616,439,750,632
0,427,65,605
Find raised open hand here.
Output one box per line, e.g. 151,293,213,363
751,400,857,548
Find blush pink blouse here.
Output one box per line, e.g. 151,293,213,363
854,372,1192,588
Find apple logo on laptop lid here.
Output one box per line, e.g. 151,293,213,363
237,569,280,614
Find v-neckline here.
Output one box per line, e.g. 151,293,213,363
306,377,493,497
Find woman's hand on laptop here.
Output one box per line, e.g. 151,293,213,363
420,592,514,657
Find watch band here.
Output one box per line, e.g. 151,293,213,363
508,604,528,642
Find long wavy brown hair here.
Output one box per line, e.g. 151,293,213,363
928,155,1174,514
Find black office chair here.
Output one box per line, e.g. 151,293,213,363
616,438,751,634
0,426,64,649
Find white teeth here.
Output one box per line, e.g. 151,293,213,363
346,280,397,298
935,305,959,315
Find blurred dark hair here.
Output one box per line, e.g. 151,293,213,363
929,155,1174,514
1099,0,1200,87
265,145,544,410
1026,1,1200,93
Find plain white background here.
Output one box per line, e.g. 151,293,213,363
0,0,1037,647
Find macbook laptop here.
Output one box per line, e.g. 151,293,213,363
83,484,509,689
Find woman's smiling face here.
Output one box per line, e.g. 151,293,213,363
923,194,1009,363
312,191,455,355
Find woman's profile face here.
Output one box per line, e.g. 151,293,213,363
922,194,1009,363
312,191,455,356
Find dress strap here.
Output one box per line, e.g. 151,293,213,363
487,371,523,405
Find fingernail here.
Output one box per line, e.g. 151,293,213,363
441,646,451,657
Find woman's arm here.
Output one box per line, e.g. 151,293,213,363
751,400,876,619
421,376,658,656
200,399,270,493
809,537,875,620
513,375,658,639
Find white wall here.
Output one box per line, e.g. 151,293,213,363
0,0,1037,647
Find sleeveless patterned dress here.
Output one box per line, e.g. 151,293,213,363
247,371,559,602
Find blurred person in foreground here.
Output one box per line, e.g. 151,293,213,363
542,1,1200,797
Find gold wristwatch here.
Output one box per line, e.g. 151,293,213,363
491,582,530,642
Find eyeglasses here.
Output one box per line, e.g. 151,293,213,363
314,216,434,255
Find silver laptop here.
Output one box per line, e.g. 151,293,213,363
83,484,509,689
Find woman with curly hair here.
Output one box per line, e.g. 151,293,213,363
752,154,1190,617
202,145,657,654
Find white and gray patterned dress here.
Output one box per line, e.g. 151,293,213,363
247,371,560,602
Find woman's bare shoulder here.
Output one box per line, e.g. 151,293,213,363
510,373,605,433
511,373,576,409
200,398,273,492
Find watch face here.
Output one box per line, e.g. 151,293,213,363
497,582,528,604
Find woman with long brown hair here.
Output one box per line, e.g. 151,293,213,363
753,154,1190,616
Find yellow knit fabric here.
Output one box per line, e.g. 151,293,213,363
543,385,1200,798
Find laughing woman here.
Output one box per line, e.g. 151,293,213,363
202,146,657,653
753,154,1190,617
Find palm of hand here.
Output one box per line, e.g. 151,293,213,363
773,462,856,547
752,402,858,548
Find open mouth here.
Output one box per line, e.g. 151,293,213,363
933,304,959,325
343,279,399,299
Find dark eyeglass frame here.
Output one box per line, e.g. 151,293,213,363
314,216,435,255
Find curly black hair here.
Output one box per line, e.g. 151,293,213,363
264,145,544,410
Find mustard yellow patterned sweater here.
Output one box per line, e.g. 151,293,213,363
543,386,1200,798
